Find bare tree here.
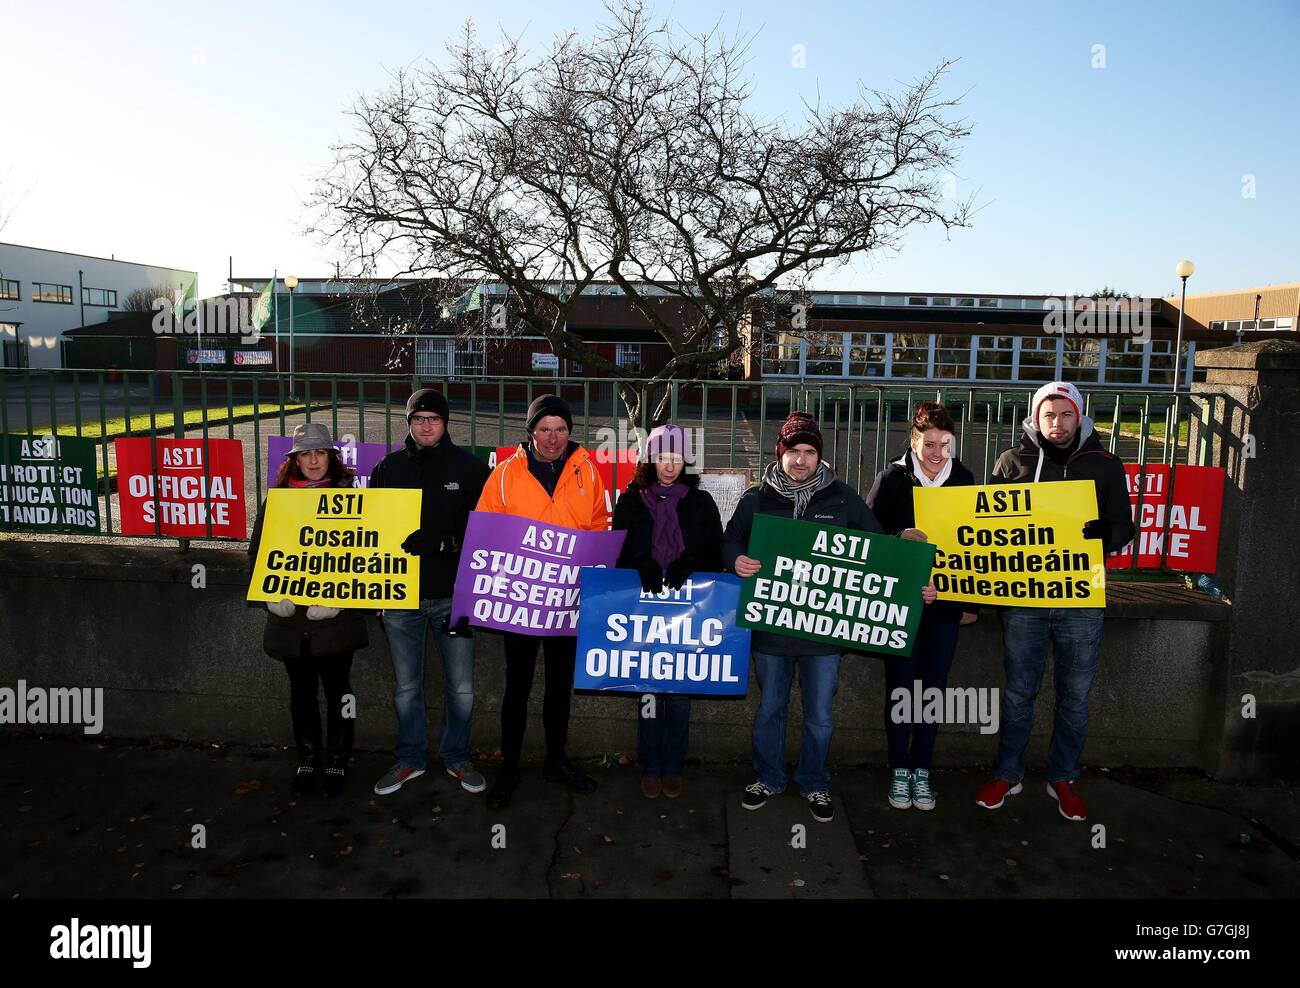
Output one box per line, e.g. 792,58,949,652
312,0,973,422
122,285,179,313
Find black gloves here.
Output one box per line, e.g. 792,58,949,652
665,557,695,590
401,529,460,556
1082,519,1107,542
636,558,664,594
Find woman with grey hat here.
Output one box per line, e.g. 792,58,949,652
248,422,368,797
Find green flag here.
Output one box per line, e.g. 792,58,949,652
172,277,196,323
444,282,482,318
249,279,275,335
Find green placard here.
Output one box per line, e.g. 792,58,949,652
0,434,101,534
737,514,937,656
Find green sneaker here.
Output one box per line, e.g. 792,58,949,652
911,768,936,811
887,768,911,809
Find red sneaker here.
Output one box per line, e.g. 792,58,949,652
1047,781,1087,821
975,777,1023,809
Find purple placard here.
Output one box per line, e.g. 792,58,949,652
266,436,403,489
450,511,626,635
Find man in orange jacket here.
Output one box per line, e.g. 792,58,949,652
476,394,609,809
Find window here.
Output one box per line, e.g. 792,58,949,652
1145,339,1184,388
455,336,485,376
805,331,845,376
847,332,887,377
615,343,641,371
973,335,1014,380
33,283,73,304
955,297,976,307
82,287,118,307
1105,337,1146,384
0,279,18,301
935,334,974,379
978,297,1000,308
761,328,800,376
930,296,952,306
907,296,929,306
1018,336,1059,382
881,295,905,306
890,333,930,377
1279,318,1293,329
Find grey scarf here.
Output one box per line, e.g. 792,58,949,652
762,460,836,519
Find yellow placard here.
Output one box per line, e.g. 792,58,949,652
913,480,1105,608
247,488,421,608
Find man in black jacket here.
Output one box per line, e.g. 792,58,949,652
723,411,886,825
975,380,1136,823
369,389,491,798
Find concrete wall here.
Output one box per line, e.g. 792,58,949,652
0,538,1229,771
1191,339,1300,782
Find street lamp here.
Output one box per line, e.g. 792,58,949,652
283,274,296,397
1172,259,1194,391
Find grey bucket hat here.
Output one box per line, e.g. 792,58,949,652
287,421,335,456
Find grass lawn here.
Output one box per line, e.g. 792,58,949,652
50,402,310,440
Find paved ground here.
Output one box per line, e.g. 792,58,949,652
3,736,1296,899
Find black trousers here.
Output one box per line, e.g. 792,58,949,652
284,648,355,762
500,632,576,770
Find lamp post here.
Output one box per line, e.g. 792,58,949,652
283,274,296,397
1172,259,1194,391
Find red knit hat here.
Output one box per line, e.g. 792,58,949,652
776,411,823,458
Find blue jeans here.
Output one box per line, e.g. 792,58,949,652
995,607,1104,785
382,597,475,772
636,694,691,779
751,651,842,795
883,617,961,771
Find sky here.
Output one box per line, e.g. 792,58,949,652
2,0,1297,300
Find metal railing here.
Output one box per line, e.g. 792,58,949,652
0,368,1241,575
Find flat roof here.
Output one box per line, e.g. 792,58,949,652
0,241,197,275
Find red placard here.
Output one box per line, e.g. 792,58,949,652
1106,464,1225,573
115,438,247,538
495,445,638,523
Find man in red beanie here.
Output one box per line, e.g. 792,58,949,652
722,410,889,824
975,380,1135,822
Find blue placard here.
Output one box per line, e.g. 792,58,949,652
574,568,751,695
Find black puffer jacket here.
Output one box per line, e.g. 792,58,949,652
612,479,724,575
722,471,882,656
992,415,1136,556
248,483,370,661
867,449,978,625
369,432,491,600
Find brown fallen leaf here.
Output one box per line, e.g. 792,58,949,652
617,754,632,766
1005,858,1017,867
573,846,583,856
601,835,615,845
560,872,581,880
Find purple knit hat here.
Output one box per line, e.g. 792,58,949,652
643,423,687,461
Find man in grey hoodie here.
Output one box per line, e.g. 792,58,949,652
974,381,1135,822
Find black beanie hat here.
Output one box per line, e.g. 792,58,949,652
405,388,450,422
525,394,573,434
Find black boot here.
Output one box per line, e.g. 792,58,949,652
486,767,521,810
543,757,597,794
291,727,322,796
322,694,355,798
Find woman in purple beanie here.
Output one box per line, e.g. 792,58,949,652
611,424,724,798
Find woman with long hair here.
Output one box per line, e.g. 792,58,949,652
612,424,723,798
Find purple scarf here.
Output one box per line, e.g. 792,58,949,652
640,482,688,569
